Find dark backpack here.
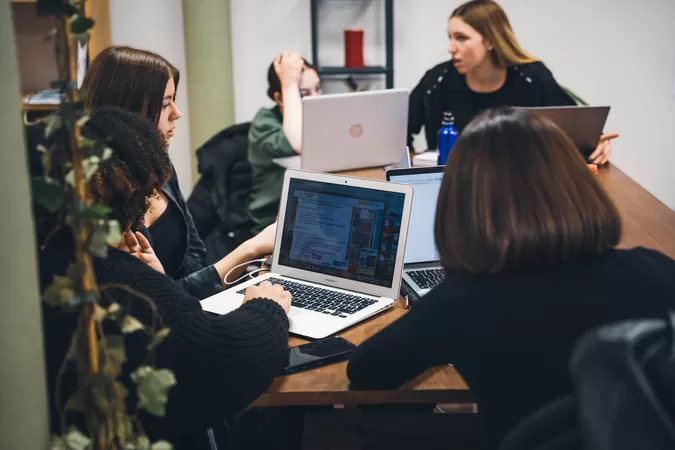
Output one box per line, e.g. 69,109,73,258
187,122,253,264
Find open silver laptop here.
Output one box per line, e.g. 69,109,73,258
273,89,409,172
201,169,414,339
520,106,610,153
386,166,445,297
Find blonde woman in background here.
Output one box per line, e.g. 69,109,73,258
407,0,617,164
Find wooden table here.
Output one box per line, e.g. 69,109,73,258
253,163,675,407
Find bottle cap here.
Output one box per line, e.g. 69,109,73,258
442,111,454,125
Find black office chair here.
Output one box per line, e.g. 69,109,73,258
498,395,581,450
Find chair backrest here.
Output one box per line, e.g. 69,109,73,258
570,313,675,450
188,122,253,262
498,395,581,450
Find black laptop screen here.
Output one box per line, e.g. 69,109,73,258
278,178,405,288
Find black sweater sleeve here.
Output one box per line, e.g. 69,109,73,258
101,256,289,429
347,280,454,390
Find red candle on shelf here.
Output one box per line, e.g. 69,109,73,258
344,29,364,68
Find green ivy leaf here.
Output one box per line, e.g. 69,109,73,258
121,315,145,334
66,262,85,282
151,441,173,450
115,412,134,445
70,15,95,34
83,156,100,181
106,220,122,246
104,334,126,377
108,302,121,316
43,275,75,307
90,372,117,413
131,366,176,417
64,428,91,450
50,435,66,450
82,204,111,219
78,135,96,150
65,388,85,413
138,437,151,450
92,304,107,322
45,114,62,137
89,225,109,258
147,328,171,351
102,147,113,161
32,177,65,213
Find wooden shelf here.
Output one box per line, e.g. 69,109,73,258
11,0,111,95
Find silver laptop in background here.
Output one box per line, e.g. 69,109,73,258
520,106,610,151
201,169,414,339
386,166,445,297
273,89,410,172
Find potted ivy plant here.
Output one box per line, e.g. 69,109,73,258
29,1,175,449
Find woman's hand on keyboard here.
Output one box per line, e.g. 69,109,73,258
244,281,292,314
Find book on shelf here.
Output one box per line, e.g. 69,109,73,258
23,89,64,105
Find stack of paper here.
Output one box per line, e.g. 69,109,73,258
23,89,63,105
412,151,439,167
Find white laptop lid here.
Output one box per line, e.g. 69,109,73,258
520,106,610,150
272,169,414,299
301,89,409,172
386,166,444,264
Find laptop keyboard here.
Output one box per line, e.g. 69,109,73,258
408,269,445,290
237,277,377,318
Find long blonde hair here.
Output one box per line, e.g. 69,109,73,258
451,0,538,68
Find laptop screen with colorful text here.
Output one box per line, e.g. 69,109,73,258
388,170,443,264
278,179,405,288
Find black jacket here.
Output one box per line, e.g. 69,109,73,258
157,165,223,299
188,122,253,265
407,60,575,152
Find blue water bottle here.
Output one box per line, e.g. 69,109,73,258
437,111,458,165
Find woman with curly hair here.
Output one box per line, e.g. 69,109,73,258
39,106,292,450
82,46,276,298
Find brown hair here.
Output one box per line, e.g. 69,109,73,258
84,106,171,231
434,107,622,274
451,0,538,68
82,46,179,125
266,56,316,101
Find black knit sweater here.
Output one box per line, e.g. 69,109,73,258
348,247,675,449
39,232,289,449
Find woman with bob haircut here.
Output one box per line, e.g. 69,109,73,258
348,107,675,449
